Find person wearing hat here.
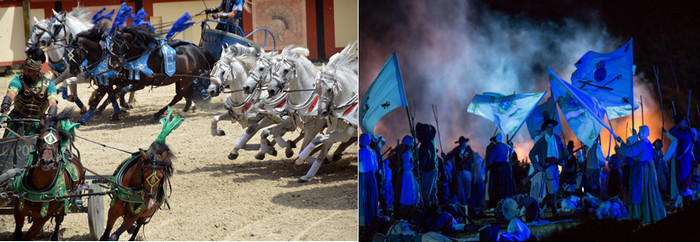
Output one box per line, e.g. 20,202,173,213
2,46,58,138
616,125,667,223
359,133,378,230
664,113,695,207
653,139,670,200
585,135,606,198
485,133,516,208
441,136,474,205
528,119,569,217
416,122,439,209
396,135,421,220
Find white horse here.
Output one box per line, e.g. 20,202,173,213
207,43,259,97
294,41,358,182
29,9,93,113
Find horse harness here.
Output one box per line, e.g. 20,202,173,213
111,151,169,215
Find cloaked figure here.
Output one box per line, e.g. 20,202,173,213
607,153,622,198
666,113,696,207
486,133,516,208
653,139,670,200
395,135,421,220
358,133,378,228
616,125,667,223
416,123,439,209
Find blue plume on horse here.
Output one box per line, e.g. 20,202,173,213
131,8,155,32
166,12,195,39
92,9,115,24
91,7,107,23
109,2,134,34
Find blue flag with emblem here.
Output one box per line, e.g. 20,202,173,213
467,91,546,136
359,53,408,135
109,2,134,34
550,68,616,146
166,12,195,39
526,94,562,139
571,38,638,119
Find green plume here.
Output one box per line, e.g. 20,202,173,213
60,119,81,144
155,107,184,143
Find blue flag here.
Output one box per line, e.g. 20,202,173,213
571,39,637,119
550,68,616,146
359,53,408,135
526,95,562,139
467,92,546,136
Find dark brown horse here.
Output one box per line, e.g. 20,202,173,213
111,26,216,120
13,109,85,240
101,141,174,241
69,26,127,123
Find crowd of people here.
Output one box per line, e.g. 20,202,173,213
359,114,700,239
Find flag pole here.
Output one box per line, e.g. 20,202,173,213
630,38,635,135
432,104,444,152
607,116,615,158
654,65,665,140
640,95,644,126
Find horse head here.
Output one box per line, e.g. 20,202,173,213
138,141,173,210
34,109,74,171
208,46,235,97
316,55,358,117
243,51,275,94
27,17,50,49
269,46,313,96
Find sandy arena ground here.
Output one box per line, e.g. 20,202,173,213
0,74,359,241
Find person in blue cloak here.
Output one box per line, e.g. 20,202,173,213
359,133,378,228
486,133,516,208
205,0,245,34
616,125,667,223
371,135,393,217
395,135,421,220
653,139,670,200
441,136,474,205
665,113,696,207
416,123,439,209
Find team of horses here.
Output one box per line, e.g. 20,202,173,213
11,6,358,240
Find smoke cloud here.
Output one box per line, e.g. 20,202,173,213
360,0,663,160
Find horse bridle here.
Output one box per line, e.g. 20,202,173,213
35,127,62,169
248,56,273,86
140,152,167,199
271,57,296,92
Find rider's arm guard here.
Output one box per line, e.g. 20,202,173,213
48,105,57,117
1,95,11,113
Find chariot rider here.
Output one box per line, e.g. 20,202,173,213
1,46,58,137
528,119,569,217
205,0,245,34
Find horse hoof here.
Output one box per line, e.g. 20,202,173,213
79,121,87,125
255,153,265,160
285,149,294,158
217,130,226,136
294,158,305,166
108,234,119,241
288,140,297,148
268,148,277,156
298,176,311,183
323,158,331,164
14,232,22,240
332,154,342,162
94,110,103,116
228,153,238,160
127,225,135,234
110,115,119,121
80,107,88,115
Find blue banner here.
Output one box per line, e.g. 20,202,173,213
526,95,562,139
359,53,408,135
467,92,546,136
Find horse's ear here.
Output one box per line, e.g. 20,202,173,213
52,9,60,18
33,17,40,25
160,151,168,161
139,149,147,160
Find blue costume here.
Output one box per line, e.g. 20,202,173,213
397,135,420,220
212,0,244,34
653,143,670,198
486,135,516,208
443,139,474,205
359,133,378,227
669,120,695,200
618,126,666,223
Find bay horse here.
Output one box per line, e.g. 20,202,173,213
101,141,174,241
111,26,217,120
13,109,85,240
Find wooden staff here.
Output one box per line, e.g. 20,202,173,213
672,101,677,115
654,65,664,139
640,95,644,126
431,104,444,152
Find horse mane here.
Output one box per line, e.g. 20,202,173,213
76,25,107,42
64,7,94,30
222,45,256,70
327,41,358,76
148,141,175,181
121,26,158,51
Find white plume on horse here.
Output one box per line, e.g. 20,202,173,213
360,0,663,160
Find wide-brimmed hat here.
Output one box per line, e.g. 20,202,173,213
416,122,436,142
455,136,469,143
541,119,559,130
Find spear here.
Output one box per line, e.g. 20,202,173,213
654,65,664,139
640,95,644,126
431,104,444,152
672,101,677,115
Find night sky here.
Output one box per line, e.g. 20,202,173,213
360,0,700,156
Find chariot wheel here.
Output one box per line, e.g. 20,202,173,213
88,182,108,240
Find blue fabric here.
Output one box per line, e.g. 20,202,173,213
359,133,371,147
49,61,66,74
109,3,134,34
470,180,484,207
526,95,562,139
131,8,155,32
467,92,546,135
80,110,93,124
82,55,118,86
359,53,408,135
359,171,378,227
549,68,615,146
488,162,516,206
670,123,695,193
123,53,153,80
166,13,195,39
359,148,377,173
571,39,638,119
379,160,394,211
421,169,438,207
160,41,177,76
486,143,511,165
400,151,420,205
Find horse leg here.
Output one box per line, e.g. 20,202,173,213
24,204,52,240
256,117,295,160
228,117,272,160
300,124,355,182
128,221,143,241
329,138,358,163
13,199,27,240
211,112,231,136
100,200,124,241
128,91,136,105
51,211,65,241
107,87,121,121
154,91,184,121
108,213,139,241
294,120,326,165
284,131,305,158
255,129,277,160
67,80,87,113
